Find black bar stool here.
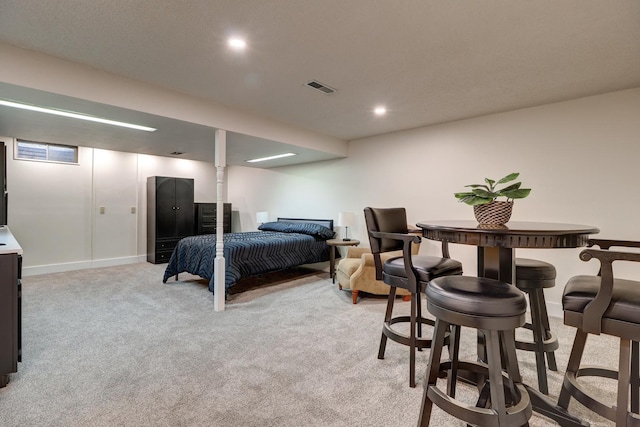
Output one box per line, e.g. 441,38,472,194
418,275,532,427
514,258,559,395
363,207,463,388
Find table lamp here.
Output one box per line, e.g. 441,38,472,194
338,212,355,241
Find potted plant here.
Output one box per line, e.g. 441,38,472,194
454,172,531,225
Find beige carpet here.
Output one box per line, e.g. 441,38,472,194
0,262,618,426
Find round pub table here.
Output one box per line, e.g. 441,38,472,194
416,220,600,427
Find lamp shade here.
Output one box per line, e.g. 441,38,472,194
256,211,269,223
337,212,355,227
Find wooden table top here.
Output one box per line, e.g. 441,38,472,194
416,220,600,249
326,239,360,246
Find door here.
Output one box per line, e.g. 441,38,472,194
174,178,194,237
155,177,176,239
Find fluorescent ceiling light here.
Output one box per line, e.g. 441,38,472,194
0,99,157,132
246,152,296,163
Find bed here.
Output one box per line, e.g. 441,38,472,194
162,218,335,293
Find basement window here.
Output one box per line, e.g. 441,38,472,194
15,139,78,164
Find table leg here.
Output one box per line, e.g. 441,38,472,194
476,247,515,368
477,246,514,283
330,246,336,283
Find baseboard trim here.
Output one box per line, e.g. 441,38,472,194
546,300,563,320
22,255,147,277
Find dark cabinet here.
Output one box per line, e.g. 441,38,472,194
147,176,194,264
0,252,20,388
195,203,232,235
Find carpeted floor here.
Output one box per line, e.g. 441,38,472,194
0,262,618,426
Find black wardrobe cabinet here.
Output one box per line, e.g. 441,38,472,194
147,176,194,264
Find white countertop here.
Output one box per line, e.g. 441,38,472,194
0,226,23,255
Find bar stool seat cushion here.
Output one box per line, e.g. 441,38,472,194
515,258,556,289
563,275,640,324
427,275,526,318
383,255,462,289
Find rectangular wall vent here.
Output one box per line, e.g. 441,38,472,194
305,80,336,95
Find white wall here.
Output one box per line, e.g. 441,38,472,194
92,149,138,262
4,140,94,269
4,137,218,275
228,163,341,231
227,87,640,317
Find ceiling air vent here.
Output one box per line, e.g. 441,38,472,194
305,80,336,95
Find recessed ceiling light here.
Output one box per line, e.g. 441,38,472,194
227,37,247,50
0,98,156,132
246,153,296,163
374,106,387,116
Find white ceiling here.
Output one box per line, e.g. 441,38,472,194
0,0,639,166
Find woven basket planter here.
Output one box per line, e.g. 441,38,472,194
473,201,513,225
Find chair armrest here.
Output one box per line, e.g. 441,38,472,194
369,231,421,258
579,243,640,333
369,230,421,245
361,252,376,266
360,250,402,266
345,247,371,258
369,231,421,287
581,248,640,264
588,239,640,250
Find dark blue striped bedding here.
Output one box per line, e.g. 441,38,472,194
162,231,331,293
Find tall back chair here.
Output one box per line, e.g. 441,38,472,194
364,207,463,387
558,239,640,426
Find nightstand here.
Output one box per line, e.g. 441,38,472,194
326,239,360,283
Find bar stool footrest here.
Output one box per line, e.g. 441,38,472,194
382,316,443,349
515,332,559,352
563,365,619,421
427,378,531,427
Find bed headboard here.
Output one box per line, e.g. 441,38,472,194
277,217,334,231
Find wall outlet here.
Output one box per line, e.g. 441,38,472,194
99,206,105,214
131,206,136,214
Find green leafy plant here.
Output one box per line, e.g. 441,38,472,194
454,172,531,206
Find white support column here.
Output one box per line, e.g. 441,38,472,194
214,129,226,311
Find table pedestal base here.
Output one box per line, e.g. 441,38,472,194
526,385,589,427
454,369,589,426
